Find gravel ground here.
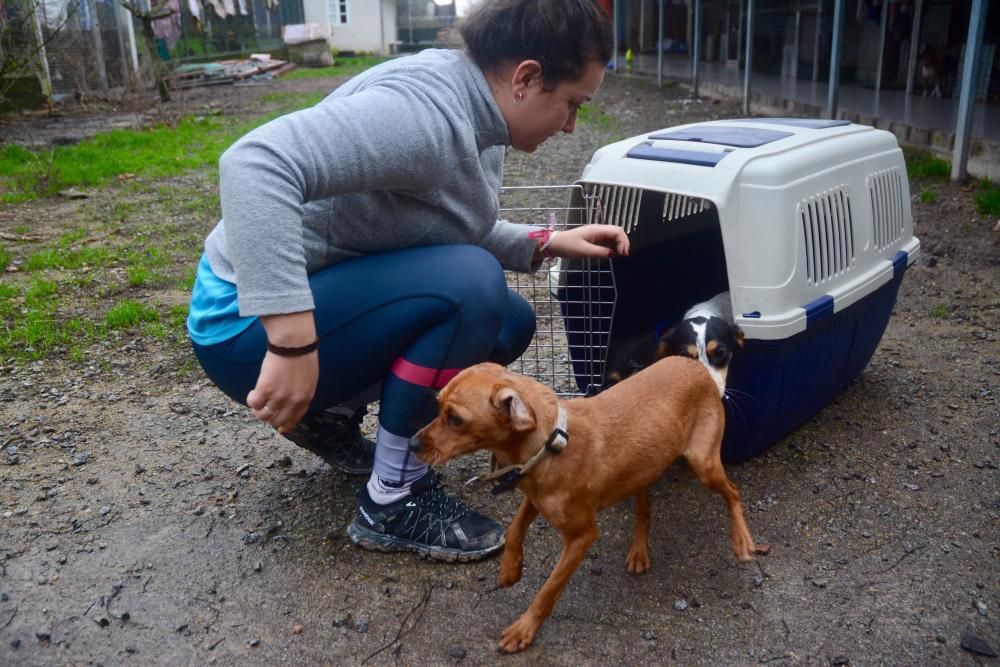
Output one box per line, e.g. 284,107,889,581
0,70,997,666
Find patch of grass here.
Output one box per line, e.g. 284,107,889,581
168,304,189,328
127,265,152,287
259,91,326,108
58,228,89,246
111,200,138,220
903,148,950,179
125,246,170,268
176,266,198,291
0,116,237,204
3,311,65,358
1,59,385,205
282,55,387,80
25,278,58,303
0,284,21,319
0,245,12,268
577,105,618,130
919,189,937,204
974,183,1000,216
930,305,950,319
141,321,167,338
105,300,160,329
26,246,116,271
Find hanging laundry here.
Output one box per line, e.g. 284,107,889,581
237,0,248,16
152,0,183,52
221,0,236,16
265,0,279,12
205,0,227,18
186,0,201,21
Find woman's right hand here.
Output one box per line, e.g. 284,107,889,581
246,312,319,434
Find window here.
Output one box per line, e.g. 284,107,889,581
327,0,348,25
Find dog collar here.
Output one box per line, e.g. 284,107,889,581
464,405,568,495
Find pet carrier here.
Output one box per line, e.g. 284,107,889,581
505,118,920,462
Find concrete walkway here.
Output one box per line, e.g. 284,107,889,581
623,53,1000,179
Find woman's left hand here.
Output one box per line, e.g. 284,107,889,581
546,224,630,259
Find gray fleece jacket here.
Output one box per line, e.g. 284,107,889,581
203,49,539,318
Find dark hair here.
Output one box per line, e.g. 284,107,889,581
459,0,612,88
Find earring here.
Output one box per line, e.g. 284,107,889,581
513,90,524,105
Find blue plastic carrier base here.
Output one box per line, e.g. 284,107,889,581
721,262,908,462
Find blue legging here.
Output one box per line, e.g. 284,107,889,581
191,245,536,483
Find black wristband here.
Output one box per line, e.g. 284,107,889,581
266,339,319,357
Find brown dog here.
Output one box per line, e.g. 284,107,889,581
409,357,769,653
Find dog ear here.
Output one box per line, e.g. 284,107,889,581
655,327,679,360
492,386,537,433
733,325,745,350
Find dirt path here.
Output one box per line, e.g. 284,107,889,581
0,72,997,666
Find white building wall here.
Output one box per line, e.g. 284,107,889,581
301,0,397,54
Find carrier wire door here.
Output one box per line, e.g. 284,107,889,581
500,185,616,396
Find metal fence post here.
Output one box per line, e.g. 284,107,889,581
742,0,754,115
693,0,701,96
905,0,924,96
825,0,844,119
87,0,110,94
951,0,987,182
874,0,888,97
658,0,664,86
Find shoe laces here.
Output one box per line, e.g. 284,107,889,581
413,474,470,522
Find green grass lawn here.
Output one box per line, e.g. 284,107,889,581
0,56,385,205
0,56,385,362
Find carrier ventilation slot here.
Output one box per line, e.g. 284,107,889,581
582,183,710,234
799,187,856,286
867,168,905,250
582,183,643,233
661,192,711,223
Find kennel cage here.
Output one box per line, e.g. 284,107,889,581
504,118,920,462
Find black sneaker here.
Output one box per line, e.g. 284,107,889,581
283,407,375,475
347,471,505,562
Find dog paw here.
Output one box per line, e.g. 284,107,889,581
498,616,538,654
754,543,771,556
625,547,651,574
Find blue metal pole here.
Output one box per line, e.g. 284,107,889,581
905,0,924,96
658,0,664,86
826,0,845,119
693,0,701,96
951,0,988,181
874,0,889,96
742,0,754,114
612,0,619,73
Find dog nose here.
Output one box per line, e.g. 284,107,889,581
407,433,422,453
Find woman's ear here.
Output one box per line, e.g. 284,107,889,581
510,59,544,96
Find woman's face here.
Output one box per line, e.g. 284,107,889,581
507,60,606,153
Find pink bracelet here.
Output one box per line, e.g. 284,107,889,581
528,212,559,258
540,231,559,257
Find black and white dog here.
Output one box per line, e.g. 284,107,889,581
603,292,743,397
656,292,744,397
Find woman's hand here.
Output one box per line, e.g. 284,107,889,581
246,312,319,434
546,224,630,259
